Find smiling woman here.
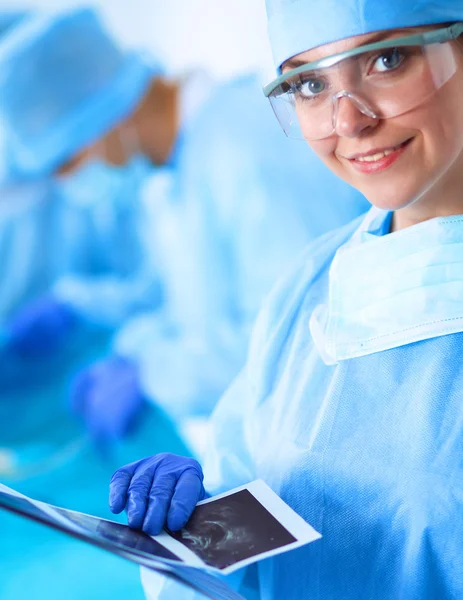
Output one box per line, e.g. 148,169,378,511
264,22,463,223
111,1,463,599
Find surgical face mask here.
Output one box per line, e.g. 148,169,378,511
310,209,463,364
55,155,153,208
264,23,463,140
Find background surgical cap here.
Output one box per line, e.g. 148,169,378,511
0,8,160,178
266,0,463,70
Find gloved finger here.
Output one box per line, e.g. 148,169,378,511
126,467,156,530
109,461,139,513
69,369,94,416
142,472,178,536
167,469,204,531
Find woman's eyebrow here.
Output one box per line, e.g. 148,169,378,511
282,57,312,71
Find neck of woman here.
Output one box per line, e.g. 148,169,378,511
392,164,463,231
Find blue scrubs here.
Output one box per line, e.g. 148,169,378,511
144,208,463,599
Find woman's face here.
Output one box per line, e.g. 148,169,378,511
287,28,463,221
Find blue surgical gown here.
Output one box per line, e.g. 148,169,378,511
143,207,463,599
115,75,370,421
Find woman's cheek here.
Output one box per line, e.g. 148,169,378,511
306,137,337,160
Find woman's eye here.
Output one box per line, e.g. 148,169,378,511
373,48,404,72
295,78,326,97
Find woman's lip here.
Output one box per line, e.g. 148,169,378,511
344,138,412,174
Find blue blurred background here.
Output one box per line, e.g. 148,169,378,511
8,0,274,80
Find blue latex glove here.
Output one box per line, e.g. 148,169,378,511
109,453,206,535
70,356,145,445
5,294,77,357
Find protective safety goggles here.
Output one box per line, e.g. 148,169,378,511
263,23,463,140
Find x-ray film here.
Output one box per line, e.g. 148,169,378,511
159,480,321,575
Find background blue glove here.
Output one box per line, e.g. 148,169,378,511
5,294,77,357
70,356,145,445
109,453,206,535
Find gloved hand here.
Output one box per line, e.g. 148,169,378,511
5,294,77,357
70,356,145,445
109,453,206,535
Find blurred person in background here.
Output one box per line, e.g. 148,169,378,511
0,7,169,353
0,5,212,448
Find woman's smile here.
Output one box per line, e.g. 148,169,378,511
342,137,413,173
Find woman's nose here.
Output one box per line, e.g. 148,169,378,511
333,94,378,138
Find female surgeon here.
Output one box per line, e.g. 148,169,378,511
109,0,463,597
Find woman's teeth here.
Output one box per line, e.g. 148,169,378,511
355,143,404,162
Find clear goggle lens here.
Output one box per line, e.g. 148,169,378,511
268,41,458,141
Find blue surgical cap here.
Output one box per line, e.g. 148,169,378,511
0,8,160,178
266,0,463,70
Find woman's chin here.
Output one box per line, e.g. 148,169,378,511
361,188,419,213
